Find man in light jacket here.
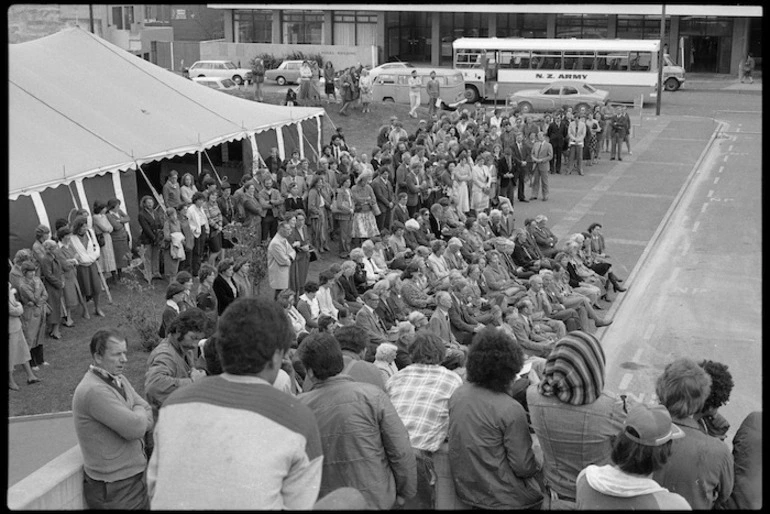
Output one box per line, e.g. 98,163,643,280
567,114,587,175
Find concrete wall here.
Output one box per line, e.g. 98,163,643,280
7,446,85,510
200,41,377,69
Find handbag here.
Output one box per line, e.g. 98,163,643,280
96,232,106,247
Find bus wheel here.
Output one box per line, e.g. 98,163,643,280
464,86,480,103
575,103,590,115
518,101,533,114
664,78,680,92
383,97,395,103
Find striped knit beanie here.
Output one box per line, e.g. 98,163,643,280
537,331,606,406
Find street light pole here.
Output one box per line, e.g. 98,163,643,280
89,4,94,33
656,3,666,116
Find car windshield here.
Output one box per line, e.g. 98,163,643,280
581,83,597,93
223,62,237,70
220,78,236,88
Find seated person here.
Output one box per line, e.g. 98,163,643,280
399,263,436,315
500,306,554,359
533,215,559,258
527,274,582,334
482,251,528,300
515,298,562,343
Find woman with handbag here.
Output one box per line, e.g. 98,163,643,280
9,282,40,390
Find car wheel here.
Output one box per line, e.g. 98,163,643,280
575,103,590,115
232,75,243,86
664,78,680,92
518,101,533,114
383,97,395,103
277,76,286,86
464,85,480,103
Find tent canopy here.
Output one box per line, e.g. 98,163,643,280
9,27,324,199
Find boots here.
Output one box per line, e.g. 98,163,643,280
595,317,613,328
608,272,627,292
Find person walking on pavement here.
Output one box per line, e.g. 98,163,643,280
426,70,440,120
408,70,421,118
740,53,755,84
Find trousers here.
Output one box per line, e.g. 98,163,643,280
83,471,149,510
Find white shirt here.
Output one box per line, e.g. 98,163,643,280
316,286,339,320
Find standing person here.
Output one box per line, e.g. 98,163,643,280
73,328,153,509
297,60,313,106
258,176,283,242
567,114,587,175
297,333,417,509
212,259,238,316
18,261,49,368
92,201,117,280
203,189,224,266
251,56,265,101
339,67,355,116
426,70,441,119
529,132,553,201
9,282,40,390
471,153,491,214
496,147,516,206
288,211,312,296
106,198,131,278
740,52,755,84
268,221,297,299
610,105,629,161
575,404,690,510
307,176,329,253
179,173,198,207
546,113,565,174
54,227,87,325
138,195,164,283
372,168,395,231
621,104,633,155
333,174,355,258
162,170,182,210
386,332,464,509
448,328,544,510
231,258,254,299
67,216,105,318
161,207,185,281
39,240,64,340
147,298,366,509
323,60,337,103
350,170,381,247
511,132,530,203
358,68,373,114
187,192,209,277
195,264,219,323
652,358,734,509
408,69,421,118
718,411,762,510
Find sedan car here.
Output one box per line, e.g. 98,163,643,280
264,60,304,85
508,81,609,114
192,76,239,91
369,61,414,80
185,60,252,85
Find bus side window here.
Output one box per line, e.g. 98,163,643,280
379,74,395,85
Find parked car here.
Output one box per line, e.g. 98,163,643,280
192,76,239,91
369,61,414,80
508,81,610,114
372,67,465,105
184,60,252,85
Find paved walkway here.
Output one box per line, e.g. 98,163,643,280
8,412,78,487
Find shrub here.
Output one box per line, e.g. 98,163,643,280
250,52,281,70
285,51,324,68
116,273,160,351
223,222,269,295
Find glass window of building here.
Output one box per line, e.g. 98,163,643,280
333,10,377,46
234,10,272,43
439,12,489,64
496,13,548,38
555,14,608,39
386,12,432,63
617,15,671,40
282,10,324,44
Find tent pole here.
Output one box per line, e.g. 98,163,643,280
137,164,166,211
202,149,224,185
198,150,202,178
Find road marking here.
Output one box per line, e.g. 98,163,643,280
632,348,644,362
605,191,676,199
718,166,724,173
618,373,633,390
632,161,690,167
707,190,714,198
701,202,708,214
642,324,655,341
713,176,720,185
692,221,700,233
723,155,729,162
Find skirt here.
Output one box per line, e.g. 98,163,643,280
111,237,131,269
97,233,117,274
62,269,83,308
351,211,380,239
325,81,335,94
9,328,31,370
76,263,101,299
361,89,373,103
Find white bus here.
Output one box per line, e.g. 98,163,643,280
452,38,682,105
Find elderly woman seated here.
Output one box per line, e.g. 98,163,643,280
482,250,528,301
444,237,468,272
399,262,437,316
427,239,451,281
404,218,431,250
459,218,486,255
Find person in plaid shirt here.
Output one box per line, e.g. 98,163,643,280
385,332,463,509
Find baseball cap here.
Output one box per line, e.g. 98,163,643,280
624,404,685,447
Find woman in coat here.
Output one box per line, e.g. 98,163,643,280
231,259,253,298
54,226,86,324
212,259,238,316
332,174,355,258
92,200,117,278
9,282,39,390
106,198,131,277
470,154,491,214
288,212,311,296
162,206,185,280
18,260,49,368
38,240,64,339
138,195,164,283
267,221,296,299
307,174,329,253
67,216,104,317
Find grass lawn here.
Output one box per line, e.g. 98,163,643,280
9,87,448,416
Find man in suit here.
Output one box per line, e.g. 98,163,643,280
355,290,393,348
511,132,530,203
405,162,427,217
448,280,486,346
567,114,587,175
497,146,517,206
372,168,395,231
429,291,458,345
392,193,410,227
532,215,559,258
545,114,565,175
610,105,630,161
529,132,553,201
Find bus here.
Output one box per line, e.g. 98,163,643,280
452,38,681,105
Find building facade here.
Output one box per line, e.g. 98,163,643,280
210,4,762,74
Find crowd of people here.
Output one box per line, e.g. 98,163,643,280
10,97,761,510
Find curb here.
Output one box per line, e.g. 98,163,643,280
596,115,726,341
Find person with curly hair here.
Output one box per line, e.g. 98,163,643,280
696,360,734,441
448,328,544,510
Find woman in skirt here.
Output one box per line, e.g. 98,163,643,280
92,200,117,278
106,198,131,277
323,61,337,103
18,260,48,369
55,226,87,324
67,216,105,317
350,170,380,246
9,282,39,390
